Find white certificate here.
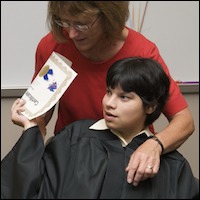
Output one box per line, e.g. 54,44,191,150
21,52,77,120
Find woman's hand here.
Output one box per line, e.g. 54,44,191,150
125,138,162,186
11,98,37,131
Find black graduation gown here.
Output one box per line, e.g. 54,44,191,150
1,119,199,199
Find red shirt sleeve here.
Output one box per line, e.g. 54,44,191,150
146,44,188,118
32,33,57,81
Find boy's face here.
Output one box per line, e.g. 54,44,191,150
102,86,147,136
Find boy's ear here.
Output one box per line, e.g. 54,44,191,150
146,105,157,114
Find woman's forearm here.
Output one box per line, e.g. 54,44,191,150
156,107,195,154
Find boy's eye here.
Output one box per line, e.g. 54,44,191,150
121,95,129,100
106,88,112,95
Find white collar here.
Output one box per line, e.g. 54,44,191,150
89,119,154,147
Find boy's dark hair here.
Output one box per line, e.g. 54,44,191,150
106,57,170,126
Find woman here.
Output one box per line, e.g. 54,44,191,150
32,1,194,186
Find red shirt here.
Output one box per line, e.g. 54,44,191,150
34,27,187,134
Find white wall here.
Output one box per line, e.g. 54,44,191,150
1,1,199,89
1,1,48,89
127,1,199,82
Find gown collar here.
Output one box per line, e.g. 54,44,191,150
89,119,154,147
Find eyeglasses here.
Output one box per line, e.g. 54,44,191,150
54,14,101,32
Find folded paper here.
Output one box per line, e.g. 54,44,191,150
21,52,77,120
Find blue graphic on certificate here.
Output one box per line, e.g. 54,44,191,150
21,52,77,120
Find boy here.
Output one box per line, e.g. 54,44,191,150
1,57,198,199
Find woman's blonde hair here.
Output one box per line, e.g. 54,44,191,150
47,1,130,43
